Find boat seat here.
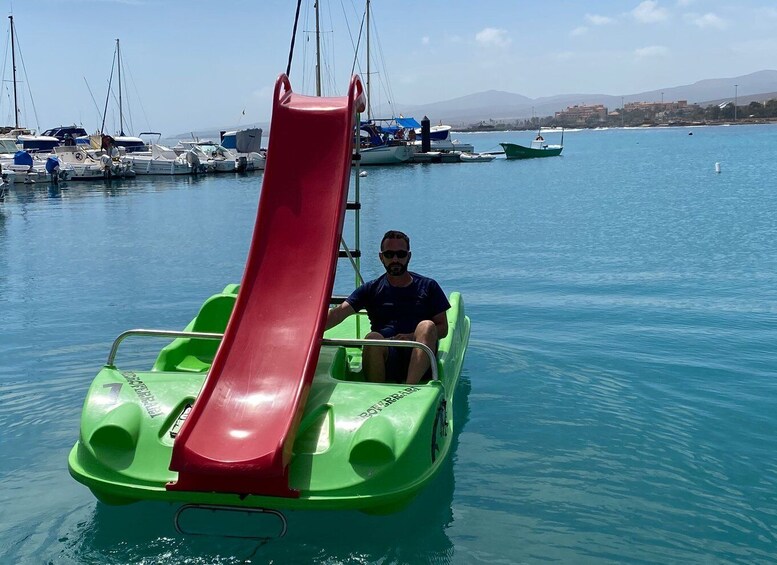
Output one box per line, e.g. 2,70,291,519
152,294,237,372
190,293,237,333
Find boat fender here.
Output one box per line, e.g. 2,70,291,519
45,156,60,175
100,154,112,169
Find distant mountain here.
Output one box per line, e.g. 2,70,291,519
386,89,533,119
391,69,777,126
175,70,777,138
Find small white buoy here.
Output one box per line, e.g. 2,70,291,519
359,170,367,177
715,162,721,174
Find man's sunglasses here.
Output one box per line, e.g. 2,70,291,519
381,250,409,259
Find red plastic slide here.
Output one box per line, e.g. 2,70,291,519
168,74,365,497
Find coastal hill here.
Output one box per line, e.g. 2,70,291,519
391,69,777,126
179,70,777,139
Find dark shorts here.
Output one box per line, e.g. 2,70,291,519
384,344,436,384
385,346,412,383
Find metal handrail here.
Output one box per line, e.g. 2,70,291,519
339,237,364,286
105,330,438,381
106,329,224,367
322,337,439,381
174,503,287,539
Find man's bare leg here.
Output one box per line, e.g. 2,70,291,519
363,331,388,382
406,320,438,384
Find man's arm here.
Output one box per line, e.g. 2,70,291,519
325,301,355,330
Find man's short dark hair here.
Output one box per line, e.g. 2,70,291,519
381,230,410,250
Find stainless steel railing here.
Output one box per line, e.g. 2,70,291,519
106,329,438,381
106,329,224,366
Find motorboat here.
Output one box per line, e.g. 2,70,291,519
174,140,237,173
1,149,51,183
17,132,60,153
220,128,266,171
113,136,146,153
127,144,203,175
393,117,475,153
50,146,135,179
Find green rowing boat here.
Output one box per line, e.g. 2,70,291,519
500,141,563,159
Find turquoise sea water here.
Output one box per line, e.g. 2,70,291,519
1,125,776,563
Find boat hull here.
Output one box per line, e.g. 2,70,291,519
500,142,562,159
359,144,413,165
68,287,470,513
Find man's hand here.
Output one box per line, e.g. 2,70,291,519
391,332,416,341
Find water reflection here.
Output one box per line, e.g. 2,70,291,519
0,171,259,205
47,183,63,199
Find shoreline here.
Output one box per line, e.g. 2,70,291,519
454,117,777,133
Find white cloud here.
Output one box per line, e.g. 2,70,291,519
635,45,670,57
689,12,726,29
632,1,669,23
571,26,589,36
585,14,615,25
475,28,512,48
676,0,695,6
421,36,430,45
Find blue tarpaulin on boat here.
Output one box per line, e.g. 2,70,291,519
14,151,33,167
360,123,385,146
395,117,421,129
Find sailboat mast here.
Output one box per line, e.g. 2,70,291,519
366,0,371,120
314,1,321,96
116,39,124,135
100,41,117,135
9,16,19,128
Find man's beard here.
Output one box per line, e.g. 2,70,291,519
385,262,408,276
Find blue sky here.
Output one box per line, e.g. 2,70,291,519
2,0,775,136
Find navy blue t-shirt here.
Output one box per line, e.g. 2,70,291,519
346,272,451,337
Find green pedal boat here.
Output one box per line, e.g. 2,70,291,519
68,285,470,514
68,75,471,520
